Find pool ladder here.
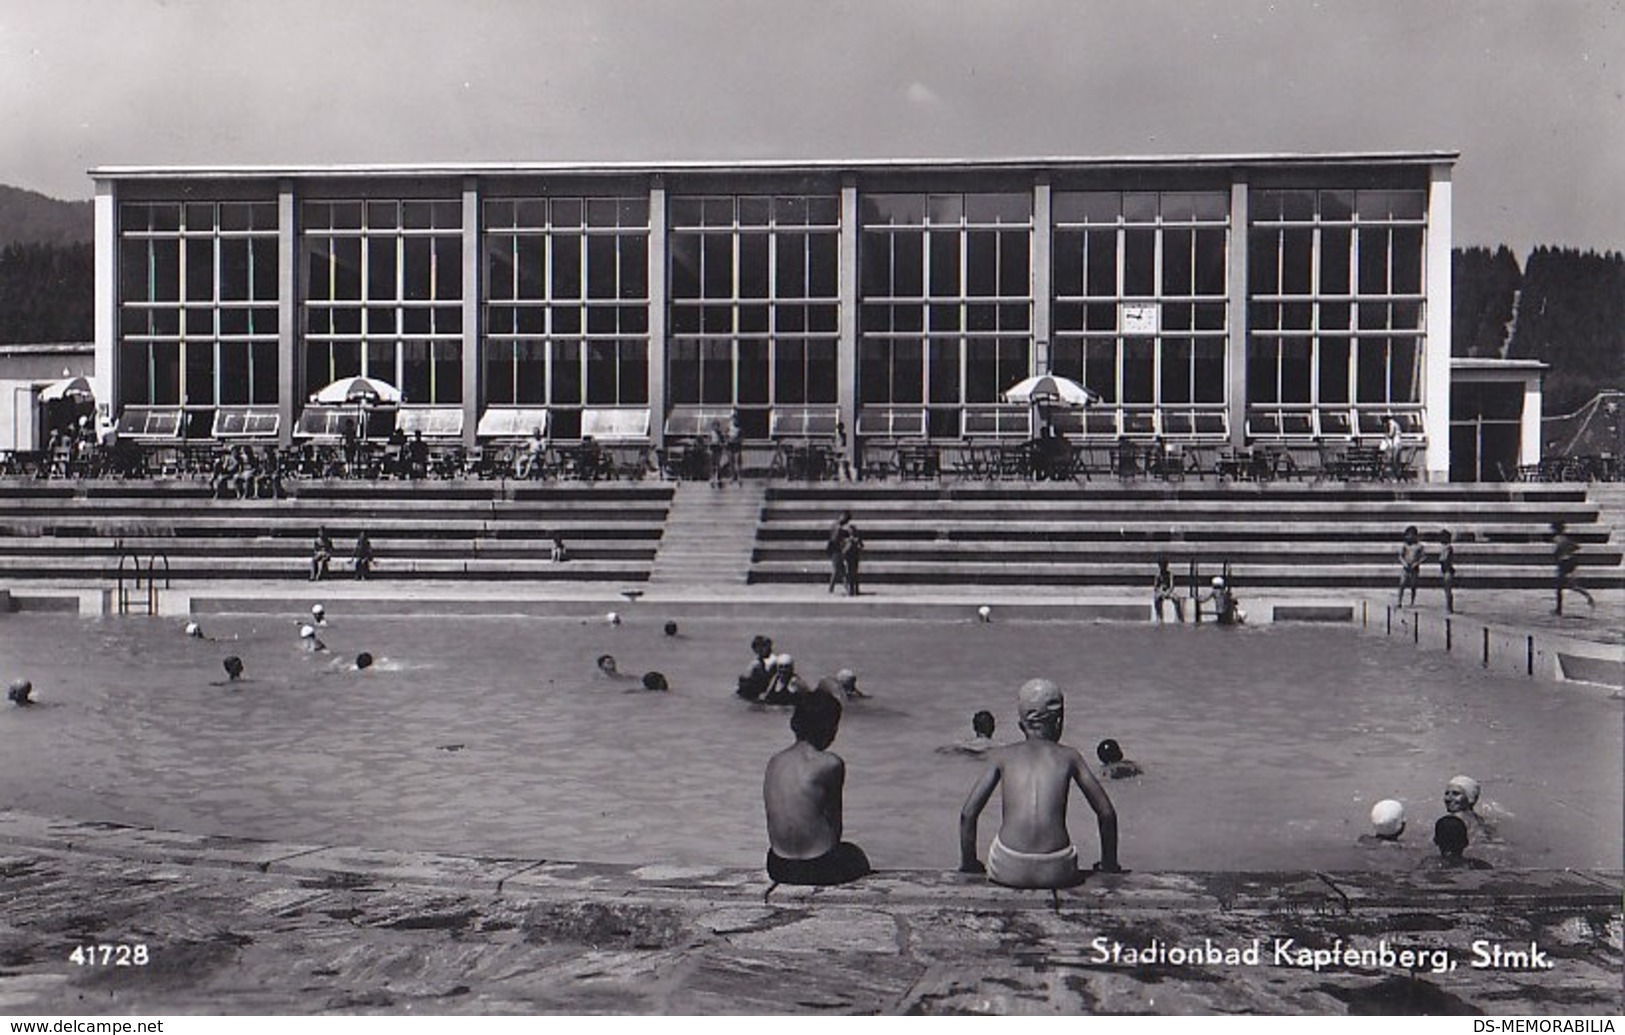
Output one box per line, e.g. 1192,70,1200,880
114,542,170,615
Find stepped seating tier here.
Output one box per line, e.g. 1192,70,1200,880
751,483,1625,591
0,479,671,584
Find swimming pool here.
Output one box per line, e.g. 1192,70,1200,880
0,609,1618,872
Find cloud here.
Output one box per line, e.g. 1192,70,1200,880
905,81,942,106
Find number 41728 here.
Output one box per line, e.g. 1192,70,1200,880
69,944,149,966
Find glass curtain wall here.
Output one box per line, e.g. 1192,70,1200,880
118,201,280,432
667,195,839,439
1247,189,1426,439
1050,191,1229,438
483,197,649,439
302,199,464,407
859,193,1031,439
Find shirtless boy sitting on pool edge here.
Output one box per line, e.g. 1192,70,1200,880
762,684,871,886
959,678,1121,888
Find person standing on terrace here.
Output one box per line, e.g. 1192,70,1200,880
959,678,1121,888
707,420,726,488
727,410,744,484
518,427,547,480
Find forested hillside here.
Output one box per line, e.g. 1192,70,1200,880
1455,246,1625,415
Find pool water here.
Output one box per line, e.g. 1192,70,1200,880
0,611,1618,872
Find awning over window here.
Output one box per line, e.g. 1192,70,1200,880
663,406,733,438
581,407,650,442
770,406,840,438
475,408,549,439
212,407,281,438
116,407,183,440
960,405,1031,439
396,407,465,438
855,406,926,439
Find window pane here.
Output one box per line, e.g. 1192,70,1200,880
1123,230,1154,296
434,239,461,301
738,339,769,403
929,231,958,295
966,231,997,296
586,234,618,299
1122,338,1154,403
1319,337,1350,403
620,236,648,298
738,233,768,299
1247,338,1277,404
1161,338,1193,403
806,339,837,403
552,235,581,298
998,229,1028,296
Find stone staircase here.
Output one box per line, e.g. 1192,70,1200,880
0,480,672,583
1587,484,1625,544
750,483,1625,590
645,481,766,589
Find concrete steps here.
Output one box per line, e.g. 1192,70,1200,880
646,481,765,589
750,483,1625,591
0,481,672,584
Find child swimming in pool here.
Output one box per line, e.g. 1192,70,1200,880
1357,799,1409,847
1420,814,1493,870
1443,774,1496,840
959,678,1121,888
736,635,775,701
762,685,871,886
1095,738,1143,779
938,710,997,756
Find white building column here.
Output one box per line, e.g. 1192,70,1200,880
93,181,115,423
647,181,667,451
1032,179,1051,374
1226,178,1249,447
461,178,480,448
838,180,859,473
1424,163,1454,481
1521,376,1544,467
277,181,296,446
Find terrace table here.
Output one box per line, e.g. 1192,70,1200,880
895,443,939,481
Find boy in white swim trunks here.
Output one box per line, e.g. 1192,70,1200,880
959,678,1121,888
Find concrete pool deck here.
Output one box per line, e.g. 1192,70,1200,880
0,809,1619,1016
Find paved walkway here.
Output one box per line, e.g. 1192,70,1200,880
0,811,1619,1015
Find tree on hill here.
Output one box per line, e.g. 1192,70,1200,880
1451,245,1521,358
1507,247,1625,417
0,185,92,249
0,242,93,344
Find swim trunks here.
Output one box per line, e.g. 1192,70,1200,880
987,836,1081,889
766,843,871,886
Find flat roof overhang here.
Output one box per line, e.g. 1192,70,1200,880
90,150,1459,184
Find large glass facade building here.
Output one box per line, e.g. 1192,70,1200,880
91,153,1456,479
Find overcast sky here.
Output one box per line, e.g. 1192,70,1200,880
1,0,1619,255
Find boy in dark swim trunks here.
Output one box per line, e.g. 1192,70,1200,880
762,687,871,886
1438,528,1457,613
1397,525,1426,607
1551,521,1595,615
959,679,1121,888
